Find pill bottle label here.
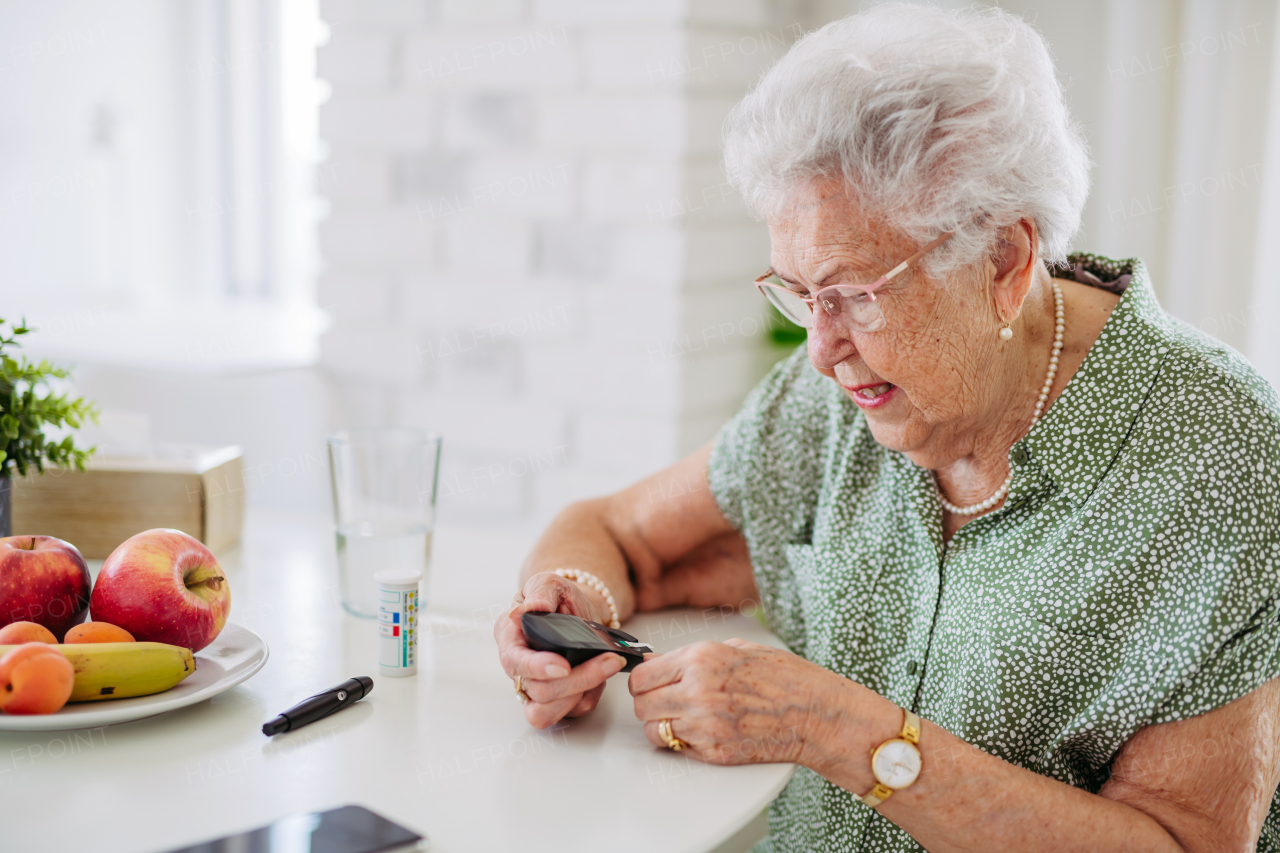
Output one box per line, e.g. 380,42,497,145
378,585,418,675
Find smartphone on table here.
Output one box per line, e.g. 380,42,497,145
157,804,425,853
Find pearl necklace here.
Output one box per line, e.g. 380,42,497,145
937,279,1064,516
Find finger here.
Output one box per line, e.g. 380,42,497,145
524,653,626,703
642,718,698,754
496,589,545,649
504,573,569,622
510,582,561,618
632,683,686,723
505,574,598,631
723,637,762,649
496,588,580,679
524,693,581,730
495,610,573,679
502,643,573,680
566,683,605,718
628,653,684,696
497,573,613,681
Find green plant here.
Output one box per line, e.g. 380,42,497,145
766,307,808,347
0,318,99,478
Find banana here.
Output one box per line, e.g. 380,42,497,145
0,642,196,702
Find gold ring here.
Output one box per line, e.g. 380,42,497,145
658,718,689,751
514,675,531,704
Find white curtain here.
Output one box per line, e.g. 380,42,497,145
1247,8,1280,387
1081,0,1279,382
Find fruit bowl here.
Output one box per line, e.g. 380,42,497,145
0,623,268,732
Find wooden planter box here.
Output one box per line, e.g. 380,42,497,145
10,446,245,558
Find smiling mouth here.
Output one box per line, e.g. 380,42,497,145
854,383,893,398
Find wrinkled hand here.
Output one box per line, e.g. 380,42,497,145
494,571,626,730
629,638,841,766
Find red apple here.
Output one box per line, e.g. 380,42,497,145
90,529,231,652
0,536,91,640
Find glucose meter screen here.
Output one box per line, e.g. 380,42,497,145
552,615,614,647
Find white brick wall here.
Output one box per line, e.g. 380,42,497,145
531,0,689,25
318,93,433,149
319,0,429,31
323,156,393,205
316,33,394,88
583,31,687,91
317,0,804,524
318,209,434,267
440,0,525,25
403,30,578,90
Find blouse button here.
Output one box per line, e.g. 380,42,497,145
1011,446,1029,466
906,660,918,675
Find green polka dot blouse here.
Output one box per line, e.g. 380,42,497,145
708,255,1280,852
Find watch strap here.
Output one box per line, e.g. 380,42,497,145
860,782,895,807
902,709,920,744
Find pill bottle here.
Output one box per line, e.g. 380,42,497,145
376,569,422,677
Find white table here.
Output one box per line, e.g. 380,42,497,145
1,510,794,853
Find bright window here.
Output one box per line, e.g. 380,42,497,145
0,0,327,372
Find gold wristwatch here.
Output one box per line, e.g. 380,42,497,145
859,708,922,807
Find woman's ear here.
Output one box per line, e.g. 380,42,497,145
992,218,1039,324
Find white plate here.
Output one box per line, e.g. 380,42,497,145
0,622,269,732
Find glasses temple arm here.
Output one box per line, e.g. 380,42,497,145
882,232,955,282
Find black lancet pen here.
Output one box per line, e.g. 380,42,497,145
262,676,374,736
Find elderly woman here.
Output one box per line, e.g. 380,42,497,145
495,5,1280,852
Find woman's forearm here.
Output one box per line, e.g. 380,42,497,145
807,681,1184,853
517,445,754,623
519,498,639,623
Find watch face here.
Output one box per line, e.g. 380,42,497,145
872,739,921,789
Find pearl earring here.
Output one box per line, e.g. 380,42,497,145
999,317,1013,340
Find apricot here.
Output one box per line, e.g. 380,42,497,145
0,621,58,645
0,644,74,714
63,622,135,644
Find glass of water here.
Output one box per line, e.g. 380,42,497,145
327,428,442,618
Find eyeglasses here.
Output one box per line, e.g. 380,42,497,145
754,231,954,332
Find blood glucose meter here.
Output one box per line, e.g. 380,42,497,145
521,611,655,672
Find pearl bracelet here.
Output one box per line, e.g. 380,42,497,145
552,568,621,630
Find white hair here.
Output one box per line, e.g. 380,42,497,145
723,2,1090,276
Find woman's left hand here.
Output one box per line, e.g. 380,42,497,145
628,638,846,766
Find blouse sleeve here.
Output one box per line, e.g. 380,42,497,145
1129,360,1280,726
1024,350,1280,789
1151,585,1280,725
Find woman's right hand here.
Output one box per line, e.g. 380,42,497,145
494,571,628,729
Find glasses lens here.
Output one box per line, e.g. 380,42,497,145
760,285,813,328
822,286,884,332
